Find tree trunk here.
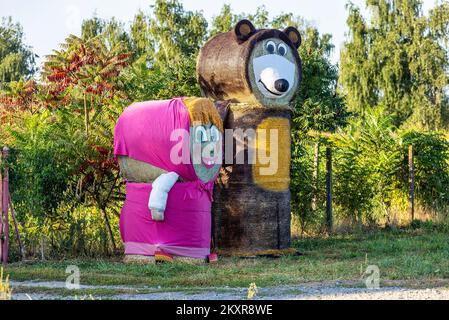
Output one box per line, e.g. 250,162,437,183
101,208,117,253
1,147,9,264
9,198,24,260
40,235,45,261
84,93,89,137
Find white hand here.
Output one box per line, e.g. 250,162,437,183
150,209,165,221
148,172,179,222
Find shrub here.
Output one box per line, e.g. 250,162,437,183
332,109,404,225
291,133,328,235
400,131,449,214
0,268,12,300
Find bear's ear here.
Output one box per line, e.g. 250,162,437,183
234,20,256,42
284,26,302,49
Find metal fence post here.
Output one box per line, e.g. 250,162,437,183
326,147,333,233
409,145,415,221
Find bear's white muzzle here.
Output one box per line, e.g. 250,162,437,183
253,54,296,98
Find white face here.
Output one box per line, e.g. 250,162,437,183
252,39,297,99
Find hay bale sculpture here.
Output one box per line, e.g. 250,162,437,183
197,20,302,256
114,98,223,263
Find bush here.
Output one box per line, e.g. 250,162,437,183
400,131,449,213
291,109,449,232
291,133,327,235
8,112,73,221
331,109,404,225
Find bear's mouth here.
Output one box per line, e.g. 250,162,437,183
258,80,283,96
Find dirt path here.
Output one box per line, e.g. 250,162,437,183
9,280,449,300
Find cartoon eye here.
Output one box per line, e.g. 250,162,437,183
266,41,276,54
278,43,288,56
195,126,208,143
210,126,220,142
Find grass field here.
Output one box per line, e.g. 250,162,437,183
3,224,448,298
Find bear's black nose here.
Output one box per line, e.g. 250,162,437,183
275,79,289,93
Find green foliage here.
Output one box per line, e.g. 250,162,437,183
290,135,327,235
340,0,449,129
294,27,349,133
0,17,36,85
400,130,449,211
289,18,349,234
6,112,73,230
332,109,404,225
130,10,153,62
120,54,200,101
81,16,132,52
149,0,207,65
209,4,237,37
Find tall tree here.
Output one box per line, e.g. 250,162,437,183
0,17,36,85
340,0,449,129
81,16,132,52
209,4,237,37
40,34,131,252
130,10,154,62
149,0,207,65
209,5,273,37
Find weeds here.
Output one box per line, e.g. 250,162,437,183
0,267,12,300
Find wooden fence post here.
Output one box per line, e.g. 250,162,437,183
1,147,9,264
409,145,415,221
0,147,24,263
312,142,320,210
0,148,3,262
326,147,333,233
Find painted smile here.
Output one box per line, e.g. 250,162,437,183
258,80,283,96
202,156,218,168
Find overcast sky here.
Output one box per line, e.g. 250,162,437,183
1,0,437,66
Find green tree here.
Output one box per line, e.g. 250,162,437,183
81,16,104,40
294,27,348,133
149,0,207,65
81,16,132,52
209,4,237,37
209,5,280,37
0,17,36,85
39,34,131,253
340,0,449,129
246,6,270,29
130,10,154,62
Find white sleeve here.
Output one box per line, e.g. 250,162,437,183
148,172,180,212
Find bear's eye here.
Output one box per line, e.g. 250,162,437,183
278,43,288,56
266,41,276,54
195,126,208,143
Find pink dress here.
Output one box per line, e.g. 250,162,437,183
114,98,215,259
